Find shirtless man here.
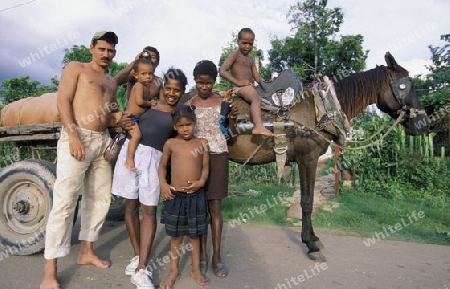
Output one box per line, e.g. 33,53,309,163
40,31,120,289
219,27,275,137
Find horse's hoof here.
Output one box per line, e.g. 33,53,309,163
315,240,325,250
308,251,326,262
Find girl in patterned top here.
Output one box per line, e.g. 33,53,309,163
185,60,237,278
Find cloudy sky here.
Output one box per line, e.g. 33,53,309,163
0,0,449,87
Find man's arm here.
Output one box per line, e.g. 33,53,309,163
113,52,143,86
57,61,84,160
157,78,164,100
114,61,134,86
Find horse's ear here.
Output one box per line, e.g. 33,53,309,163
385,52,398,71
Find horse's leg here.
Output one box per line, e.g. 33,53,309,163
297,155,325,260
297,156,318,251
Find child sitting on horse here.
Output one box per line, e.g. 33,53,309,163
219,27,275,137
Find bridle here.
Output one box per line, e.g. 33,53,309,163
389,75,427,119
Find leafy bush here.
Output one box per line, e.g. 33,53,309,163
340,112,449,208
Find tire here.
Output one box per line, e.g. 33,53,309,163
106,195,126,221
72,195,125,224
0,159,56,256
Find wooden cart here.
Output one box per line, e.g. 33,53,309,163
0,123,125,255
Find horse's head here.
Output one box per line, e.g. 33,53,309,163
376,52,430,135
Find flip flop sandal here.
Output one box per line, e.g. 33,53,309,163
200,261,208,275
213,263,228,278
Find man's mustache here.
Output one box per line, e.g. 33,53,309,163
101,57,111,61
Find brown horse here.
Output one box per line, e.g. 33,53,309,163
227,52,430,260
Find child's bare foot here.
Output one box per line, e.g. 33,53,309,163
40,261,61,289
124,158,137,171
159,272,180,289
76,252,110,268
252,125,276,137
190,271,210,286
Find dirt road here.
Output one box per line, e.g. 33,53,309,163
0,219,449,289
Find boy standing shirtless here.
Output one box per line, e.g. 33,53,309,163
219,27,275,137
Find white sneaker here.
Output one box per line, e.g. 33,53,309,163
125,256,139,276
131,268,155,289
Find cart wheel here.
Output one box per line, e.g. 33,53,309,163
0,159,55,255
106,195,126,221
72,195,125,224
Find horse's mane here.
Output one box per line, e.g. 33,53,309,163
334,66,390,119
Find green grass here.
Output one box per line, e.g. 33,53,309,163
222,181,295,227
313,189,450,245
222,160,450,245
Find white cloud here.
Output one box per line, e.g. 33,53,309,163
402,58,431,77
0,0,449,87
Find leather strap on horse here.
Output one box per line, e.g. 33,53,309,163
229,137,268,180
291,110,407,151
273,122,287,182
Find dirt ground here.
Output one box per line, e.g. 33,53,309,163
0,220,449,289
1,162,448,289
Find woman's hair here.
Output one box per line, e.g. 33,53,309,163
163,67,188,90
172,104,196,124
193,60,217,81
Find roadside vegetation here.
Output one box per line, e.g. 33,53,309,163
313,110,450,246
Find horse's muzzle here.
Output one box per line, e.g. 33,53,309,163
403,113,430,135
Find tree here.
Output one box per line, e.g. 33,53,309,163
62,45,92,66
267,0,368,82
418,34,450,112
413,34,450,155
0,76,58,105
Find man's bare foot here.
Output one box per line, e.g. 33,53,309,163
159,272,180,289
40,260,61,289
190,271,210,286
125,159,137,171
77,252,110,268
252,125,276,137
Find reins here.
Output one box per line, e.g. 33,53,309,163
344,119,391,143
228,137,268,179
291,110,407,150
